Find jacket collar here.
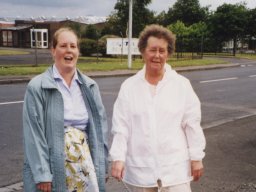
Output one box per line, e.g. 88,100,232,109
41,66,95,89
41,67,57,89
52,64,82,85
137,64,176,82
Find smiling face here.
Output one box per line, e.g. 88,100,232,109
51,30,79,74
142,36,169,74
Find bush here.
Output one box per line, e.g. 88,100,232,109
97,40,107,57
80,38,97,56
80,38,110,57
80,35,120,57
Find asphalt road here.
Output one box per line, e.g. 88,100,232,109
181,63,256,128
0,48,52,65
0,55,256,191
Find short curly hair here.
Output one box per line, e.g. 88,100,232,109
138,24,176,55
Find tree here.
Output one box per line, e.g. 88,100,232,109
168,21,208,53
189,22,208,37
168,20,189,36
132,0,155,36
106,0,154,37
83,24,99,40
104,9,125,37
247,8,256,37
64,22,84,38
166,0,209,26
154,11,167,26
208,3,249,55
246,8,256,50
168,21,208,38
101,23,114,36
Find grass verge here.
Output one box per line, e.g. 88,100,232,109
0,57,227,76
0,50,30,55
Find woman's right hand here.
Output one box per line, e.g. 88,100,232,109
111,160,125,181
36,182,52,192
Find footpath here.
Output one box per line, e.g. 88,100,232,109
106,114,256,192
1,62,256,192
1,114,256,192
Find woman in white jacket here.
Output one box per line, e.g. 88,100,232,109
110,24,206,192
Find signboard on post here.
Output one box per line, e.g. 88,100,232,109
106,38,140,55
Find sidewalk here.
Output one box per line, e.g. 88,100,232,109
1,115,256,192
106,115,256,192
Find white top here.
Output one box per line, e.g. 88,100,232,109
109,64,206,187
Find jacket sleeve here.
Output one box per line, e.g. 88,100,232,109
23,84,53,183
91,83,109,174
181,80,206,161
109,85,130,162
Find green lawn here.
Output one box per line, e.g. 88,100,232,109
0,57,227,76
235,53,256,60
0,49,30,55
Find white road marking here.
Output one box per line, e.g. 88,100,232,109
239,61,256,65
200,77,238,83
0,101,24,106
202,102,256,114
249,75,256,78
0,182,23,192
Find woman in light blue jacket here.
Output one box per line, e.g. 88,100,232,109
23,28,108,192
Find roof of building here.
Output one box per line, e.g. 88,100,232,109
0,16,107,25
0,25,32,30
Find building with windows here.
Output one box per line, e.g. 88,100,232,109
0,17,106,49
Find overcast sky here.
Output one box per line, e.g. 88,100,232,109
1,0,256,18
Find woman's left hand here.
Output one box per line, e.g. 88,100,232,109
36,182,52,192
191,160,204,181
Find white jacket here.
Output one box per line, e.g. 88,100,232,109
110,64,206,187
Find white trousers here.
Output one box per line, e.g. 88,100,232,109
126,182,192,192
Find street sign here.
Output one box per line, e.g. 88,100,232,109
106,38,140,55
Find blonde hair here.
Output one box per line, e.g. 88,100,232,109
52,27,79,49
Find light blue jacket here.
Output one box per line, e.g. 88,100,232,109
23,67,108,192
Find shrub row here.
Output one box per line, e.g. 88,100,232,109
80,38,106,57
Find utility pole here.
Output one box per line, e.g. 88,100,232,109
120,31,124,65
33,27,38,67
128,0,133,69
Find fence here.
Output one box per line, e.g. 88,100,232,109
174,35,256,59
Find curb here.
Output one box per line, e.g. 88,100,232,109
0,182,23,192
0,78,31,85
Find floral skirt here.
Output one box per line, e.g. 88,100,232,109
64,126,99,192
